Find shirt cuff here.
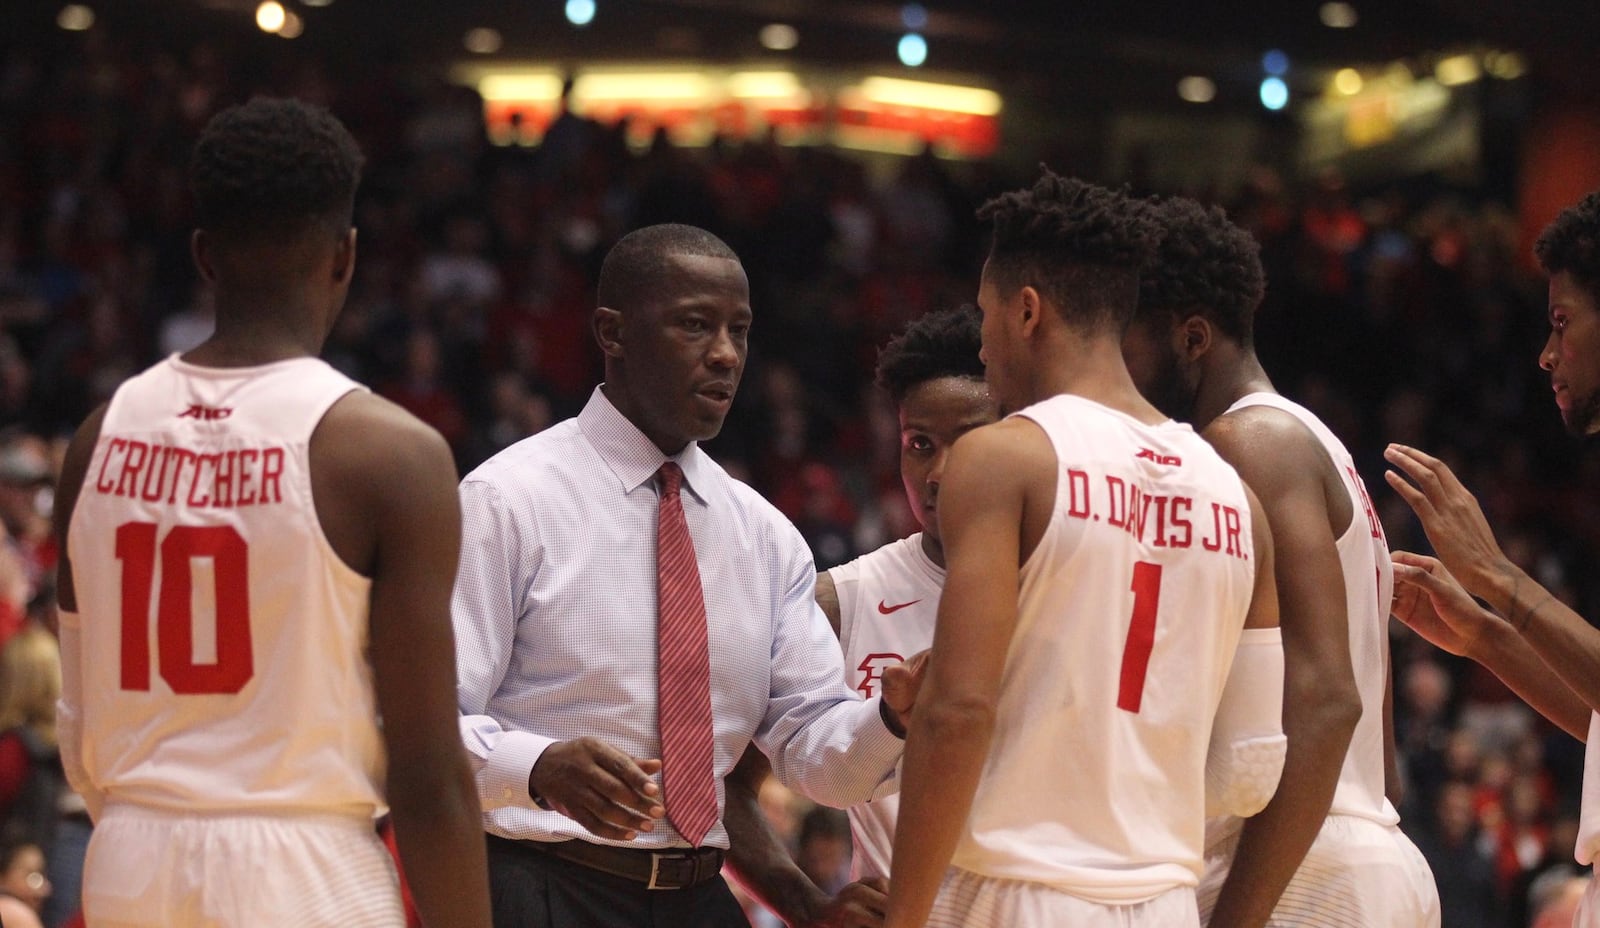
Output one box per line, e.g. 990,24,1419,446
482,729,557,810
859,696,908,784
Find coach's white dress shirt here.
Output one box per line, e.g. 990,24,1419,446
454,387,903,850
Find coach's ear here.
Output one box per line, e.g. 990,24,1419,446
594,306,624,359
1177,314,1212,362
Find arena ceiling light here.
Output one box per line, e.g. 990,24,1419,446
255,0,285,33
56,4,94,30
277,10,303,38
464,27,503,54
565,0,596,27
897,33,927,68
1333,67,1363,95
1177,76,1216,104
1259,76,1289,110
1434,54,1481,86
859,77,1000,115
759,23,799,51
1319,2,1358,28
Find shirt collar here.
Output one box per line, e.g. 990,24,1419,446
577,386,713,504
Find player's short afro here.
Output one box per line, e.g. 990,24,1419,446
977,169,1158,332
875,305,985,405
189,96,364,243
1536,190,1600,300
1137,196,1266,344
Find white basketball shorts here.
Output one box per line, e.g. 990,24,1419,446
929,867,1200,928
1197,814,1439,927
82,803,404,928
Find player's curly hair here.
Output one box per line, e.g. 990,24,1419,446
190,96,364,243
1137,196,1266,345
874,305,985,405
977,170,1158,331
598,223,740,313
1535,190,1600,300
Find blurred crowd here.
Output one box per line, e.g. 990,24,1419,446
0,15,1596,928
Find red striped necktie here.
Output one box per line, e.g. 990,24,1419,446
654,462,718,847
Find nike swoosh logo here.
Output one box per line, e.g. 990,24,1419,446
877,599,921,614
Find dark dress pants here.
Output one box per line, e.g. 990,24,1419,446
487,835,752,928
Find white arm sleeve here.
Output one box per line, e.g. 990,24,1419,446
1205,627,1287,819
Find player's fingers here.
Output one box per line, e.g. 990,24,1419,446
1383,469,1434,515
840,879,889,916
1383,446,1443,495
1391,550,1441,571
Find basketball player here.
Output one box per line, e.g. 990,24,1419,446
1386,189,1600,924
817,305,993,883
884,172,1287,928
52,98,490,927
723,306,993,925
1124,195,1439,927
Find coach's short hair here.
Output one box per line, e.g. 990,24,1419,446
977,170,1158,332
190,97,364,244
1138,196,1266,345
597,224,740,313
875,305,985,405
1535,190,1600,302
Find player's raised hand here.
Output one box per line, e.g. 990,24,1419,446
1383,444,1509,598
796,877,888,928
529,738,666,841
879,649,929,736
1391,551,1498,659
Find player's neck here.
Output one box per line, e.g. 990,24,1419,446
1033,335,1166,425
1191,346,1274,431
918,530,946,570
183,299,327,367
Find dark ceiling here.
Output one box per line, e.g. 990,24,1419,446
7,0,1600,109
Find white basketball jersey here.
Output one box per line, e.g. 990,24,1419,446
67,355,383,818
827,533,944,880
1578,713,1600,865
1222,392,1398,827
952,394,1256,905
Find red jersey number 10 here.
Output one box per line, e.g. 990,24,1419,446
116,521,254,694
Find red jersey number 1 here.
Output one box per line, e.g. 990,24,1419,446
116,522,254,694
1117,561,1163,713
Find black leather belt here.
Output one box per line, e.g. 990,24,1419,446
506,836,725,890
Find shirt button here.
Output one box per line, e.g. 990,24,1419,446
503,788,513,800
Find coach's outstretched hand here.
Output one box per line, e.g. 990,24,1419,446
879,650,929,738
529,737,666,840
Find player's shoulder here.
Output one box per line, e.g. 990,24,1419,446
954,416,1053,470
829,533,919,585
312,392,458,509
319,391,452,462
1205,403,1338,488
